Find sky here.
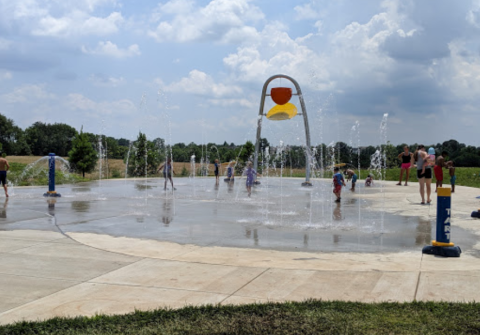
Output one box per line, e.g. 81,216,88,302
1,0,480,148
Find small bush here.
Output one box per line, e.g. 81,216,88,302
111,169,121,178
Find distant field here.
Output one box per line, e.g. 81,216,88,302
5,156,480,188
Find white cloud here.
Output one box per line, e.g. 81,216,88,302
148,0,264,43
294,2,321,20
0,84,55,103
0,0,123,37
223,23,331,89
81,41,140,58
33,11,123,37
66,93,136,116
0,71,12,81
434,40,480,101
166,70,243,98
89,73,126,87
466,0,480,28
208,98,255,108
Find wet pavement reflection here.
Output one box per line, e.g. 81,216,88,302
1,178,476,254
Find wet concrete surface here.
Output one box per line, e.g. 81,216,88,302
2,178,477,254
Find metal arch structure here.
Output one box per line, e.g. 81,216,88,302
253,74,313,186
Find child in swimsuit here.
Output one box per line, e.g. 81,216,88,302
0,152,9,197
214,159,219,183
448,161,456,193
365,175,373,187
333,167,346,202
157,158,176,191
226,161,235,181
243,161,257,197
422,147,436,175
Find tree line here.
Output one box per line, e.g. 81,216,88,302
1,113,480,175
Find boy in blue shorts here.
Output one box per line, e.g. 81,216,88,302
448,161,456,193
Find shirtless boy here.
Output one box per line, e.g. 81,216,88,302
344,169,358,191
0,152,10,197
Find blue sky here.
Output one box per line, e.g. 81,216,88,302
1,0,480,147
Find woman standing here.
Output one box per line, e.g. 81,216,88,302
414,145,432,205
397,145,413,186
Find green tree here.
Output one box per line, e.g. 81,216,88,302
238,141,255,163
126,132,164,177
0,113,31,155
68,127,98,178
25,122,76,156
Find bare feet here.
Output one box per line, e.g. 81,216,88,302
404,183,408,186
396,183,401,186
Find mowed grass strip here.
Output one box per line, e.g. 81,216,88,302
1,300,480,335
5,156,480,188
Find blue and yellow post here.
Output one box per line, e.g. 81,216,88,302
422,187,460,257
43,153,61,197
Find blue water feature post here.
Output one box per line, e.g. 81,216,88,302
43,153,61,197
422,187,460,257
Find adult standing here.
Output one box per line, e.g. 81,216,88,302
0,151,9,197
414,145,432,205
397,145,413,186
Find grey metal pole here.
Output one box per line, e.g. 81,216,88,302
253,74,313,186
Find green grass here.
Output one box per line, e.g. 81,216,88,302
1,300,480,334
7,162,87,186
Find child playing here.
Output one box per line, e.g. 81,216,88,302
243,161,258,197
365,174,374,187
344,169,358,191
157,158,176,191
422,147,436,175
214,159,220,184
333,167,346,203
226,161,235,181
448,161,456,193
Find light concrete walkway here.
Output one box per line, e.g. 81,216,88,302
0,181,479,325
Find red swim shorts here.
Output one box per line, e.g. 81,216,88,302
333,185,342,194
434,165,443,181
401,163,411,169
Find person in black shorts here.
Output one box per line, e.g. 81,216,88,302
414,145,432,204
214,159,219,184
0,151,9,197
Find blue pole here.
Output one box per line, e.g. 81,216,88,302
432,187,454,247
44,153,61,197
48,153,55,193
422,187,460,257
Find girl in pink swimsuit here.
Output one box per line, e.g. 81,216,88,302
397,145,413,186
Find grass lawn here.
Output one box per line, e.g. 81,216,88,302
1,300,480,335
5,156,480,188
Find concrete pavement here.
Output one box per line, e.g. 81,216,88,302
0,180,479,325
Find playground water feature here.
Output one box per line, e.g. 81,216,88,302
6,85,474,254
7,176,476,253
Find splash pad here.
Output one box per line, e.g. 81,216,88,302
5,177,477,254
